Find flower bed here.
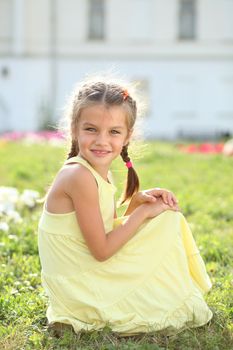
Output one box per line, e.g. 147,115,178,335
178,141,233,156
0,131,65,146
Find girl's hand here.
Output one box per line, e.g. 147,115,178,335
124,188,180,215
141,197,179,219
144,188,178,207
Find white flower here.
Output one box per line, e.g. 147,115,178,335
0,187,40,215
9,234,18,241
20,189,40,208
0,222,9,232
0,187,19,213
6,210,23,224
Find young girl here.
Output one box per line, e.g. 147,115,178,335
38,78,213,336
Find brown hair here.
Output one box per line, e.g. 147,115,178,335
64,79,140,204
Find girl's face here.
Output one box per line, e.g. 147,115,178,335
76,104,132,176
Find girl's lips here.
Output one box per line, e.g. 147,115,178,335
91,150,111,156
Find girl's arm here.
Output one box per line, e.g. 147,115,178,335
65,166,178,262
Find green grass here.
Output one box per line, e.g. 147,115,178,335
0,140,232,350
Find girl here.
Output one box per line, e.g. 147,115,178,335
38,78,213,337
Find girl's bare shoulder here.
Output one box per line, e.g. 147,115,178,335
46,163,97,214
59,163,97,193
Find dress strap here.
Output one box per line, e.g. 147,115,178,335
64,156,116,191
65,156,95,173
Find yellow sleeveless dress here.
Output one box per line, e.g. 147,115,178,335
38,156,213,336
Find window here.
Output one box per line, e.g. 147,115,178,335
88,0,105,40
179,0,196,40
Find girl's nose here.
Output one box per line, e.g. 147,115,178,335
95,132,108,145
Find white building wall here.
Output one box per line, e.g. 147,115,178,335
12,0,25,55
152,0,177,41
0,0,233,138
0,0,13,53
56,0,88,50
0,59,50,131
199,0,233,41
24,0,50,54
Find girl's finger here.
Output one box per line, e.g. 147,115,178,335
167,192,174,206
144,190,156,199
161,192,168,204
171,194,178,204
144,193,157,202
167,192,178,206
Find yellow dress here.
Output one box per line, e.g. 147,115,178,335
38,156,213,336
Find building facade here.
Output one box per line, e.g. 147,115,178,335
0,0,233,139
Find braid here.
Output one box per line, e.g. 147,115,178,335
67,140,79,159
120,145,139,204
121,144,131,163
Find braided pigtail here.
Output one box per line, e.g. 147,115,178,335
120,145,139,204
67,140,79,159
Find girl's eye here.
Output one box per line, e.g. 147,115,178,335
111,130,120,135
85,128,96,132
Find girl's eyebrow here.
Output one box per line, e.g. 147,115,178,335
82,122,97,127
110,126,124,129
82,122,124,129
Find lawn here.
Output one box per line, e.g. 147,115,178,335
0,140,232,350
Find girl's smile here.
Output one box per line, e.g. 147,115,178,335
91,149,111,157
76,104,131,177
